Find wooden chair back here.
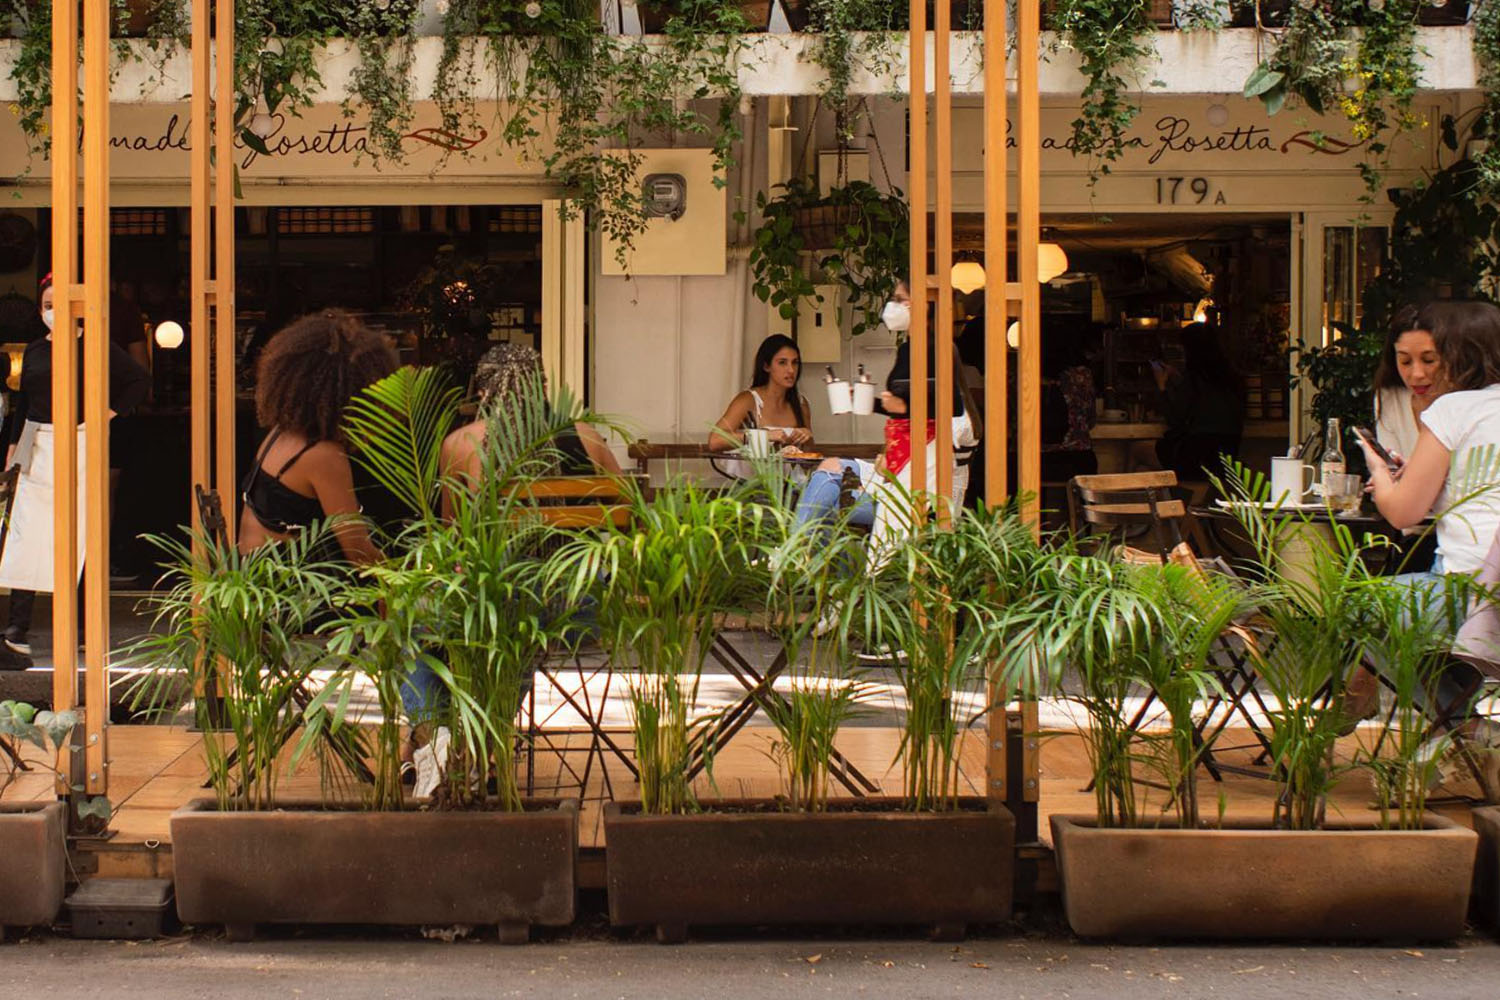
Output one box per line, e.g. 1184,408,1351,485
1067,470,1189,563
195,484,230,550
517,475,635,529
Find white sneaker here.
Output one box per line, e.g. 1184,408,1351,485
412,725,451,800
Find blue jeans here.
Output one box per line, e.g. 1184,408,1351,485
794,460,876,531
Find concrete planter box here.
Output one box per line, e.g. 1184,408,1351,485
171,798,577,943
0,801,66,938
605,798,1014,942
1475,806,1500,933
1052,813,1477,941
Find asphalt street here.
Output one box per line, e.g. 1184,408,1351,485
6,930,1500,999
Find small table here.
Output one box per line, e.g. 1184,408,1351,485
1193,501,1424,587
629,442,883,479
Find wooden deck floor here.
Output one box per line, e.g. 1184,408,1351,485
8,715,1483,882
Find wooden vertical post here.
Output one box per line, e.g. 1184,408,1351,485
1014,0,1043,830
982,0,1010,805
1017,0,1042,531
80,0,111,799
48,0,80,794
214,0,237,529
907,0,927,516
189,0,211,531
933,0,954,525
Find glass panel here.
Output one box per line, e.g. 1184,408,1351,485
1320,225,1388,344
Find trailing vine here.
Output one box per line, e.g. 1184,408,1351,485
1475,0,1500,192
1243,0,1427,201
432,0,747,268
1046,0,1157,182
345,0,420,164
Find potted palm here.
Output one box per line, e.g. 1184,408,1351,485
1015,467,1480,941
0,701,81,939
143,367,602,942
593,476,1024,942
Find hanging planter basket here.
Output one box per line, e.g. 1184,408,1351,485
791,203,857,250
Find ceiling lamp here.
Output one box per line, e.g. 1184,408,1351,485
951,260,986,294
1006,320,1020,350
1038,243,1069,283
154,320,184,349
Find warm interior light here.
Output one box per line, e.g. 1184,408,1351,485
154,320,184,350
951,261,986,294
1192,297,1213,324
1006,320,1020,350
1038,243,1069,283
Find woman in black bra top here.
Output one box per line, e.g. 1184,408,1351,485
238,310,398,563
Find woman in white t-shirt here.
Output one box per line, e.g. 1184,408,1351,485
1373,304,1447,460
1358,301,1500,725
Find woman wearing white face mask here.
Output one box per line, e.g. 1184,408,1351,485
794,280,980,543
0,273,150,666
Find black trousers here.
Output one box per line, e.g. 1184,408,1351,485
8,571,87,637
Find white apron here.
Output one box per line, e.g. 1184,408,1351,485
0,422,88,593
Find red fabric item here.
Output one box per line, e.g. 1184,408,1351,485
884,418,936,476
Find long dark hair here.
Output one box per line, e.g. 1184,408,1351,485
1423,300,1500,392
1373,303,1424,392
749,334,805,426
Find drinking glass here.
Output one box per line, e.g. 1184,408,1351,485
1323,472,1363,515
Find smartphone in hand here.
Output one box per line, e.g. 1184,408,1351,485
1353,426,1402,470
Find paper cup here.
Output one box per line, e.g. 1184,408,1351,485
851,381,876,415
826,380,853,415
744,428,771,458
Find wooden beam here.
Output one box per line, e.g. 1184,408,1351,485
540,200,563,389
981,0,1009,802
81,0,110,798
907,0,927,521
188,0,210,540
933,0,954,527
1017,0,1042,534
48,0,80,793
214,0,237,536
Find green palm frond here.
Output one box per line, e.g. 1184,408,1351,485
345,365,463,524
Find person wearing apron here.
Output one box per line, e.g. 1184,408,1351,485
0,274,150,665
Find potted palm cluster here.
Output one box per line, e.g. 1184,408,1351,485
0,701,82,939
582,465,1022,942
134,366,611,942
1006,465,1480,941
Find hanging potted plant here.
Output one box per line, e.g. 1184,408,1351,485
1005,467,1480,941
748,176,909,337
590,480,1028,942
139,368,601,942
0,701,85,939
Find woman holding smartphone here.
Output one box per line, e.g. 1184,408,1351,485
1373,304,1448,462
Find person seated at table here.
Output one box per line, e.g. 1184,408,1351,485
708,334,814,453
440,343,621,513
238,309,398,565
1356,300,1500,728
795,280,978,541
1153,324,1244,481
1375,304,1446,460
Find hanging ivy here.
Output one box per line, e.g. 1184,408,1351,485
1046,0,1158,183
1475,0,1500,193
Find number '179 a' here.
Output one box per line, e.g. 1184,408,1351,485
1155,177,1227,205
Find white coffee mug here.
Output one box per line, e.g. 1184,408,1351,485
826,379,853,415
1270,456,1315,505
744,427,772,458
851,381,876,416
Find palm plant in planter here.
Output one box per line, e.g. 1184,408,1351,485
0,701,82,938
598,488,1023,943
1016,464,1480,941
143,366,600,942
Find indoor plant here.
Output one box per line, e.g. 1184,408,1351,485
0,701,80,939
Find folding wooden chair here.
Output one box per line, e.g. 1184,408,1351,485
1067,473,1277,781
515,475,639,802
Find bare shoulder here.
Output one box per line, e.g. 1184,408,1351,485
441,420,486,471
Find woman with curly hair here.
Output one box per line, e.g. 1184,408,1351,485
238,310,398,564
